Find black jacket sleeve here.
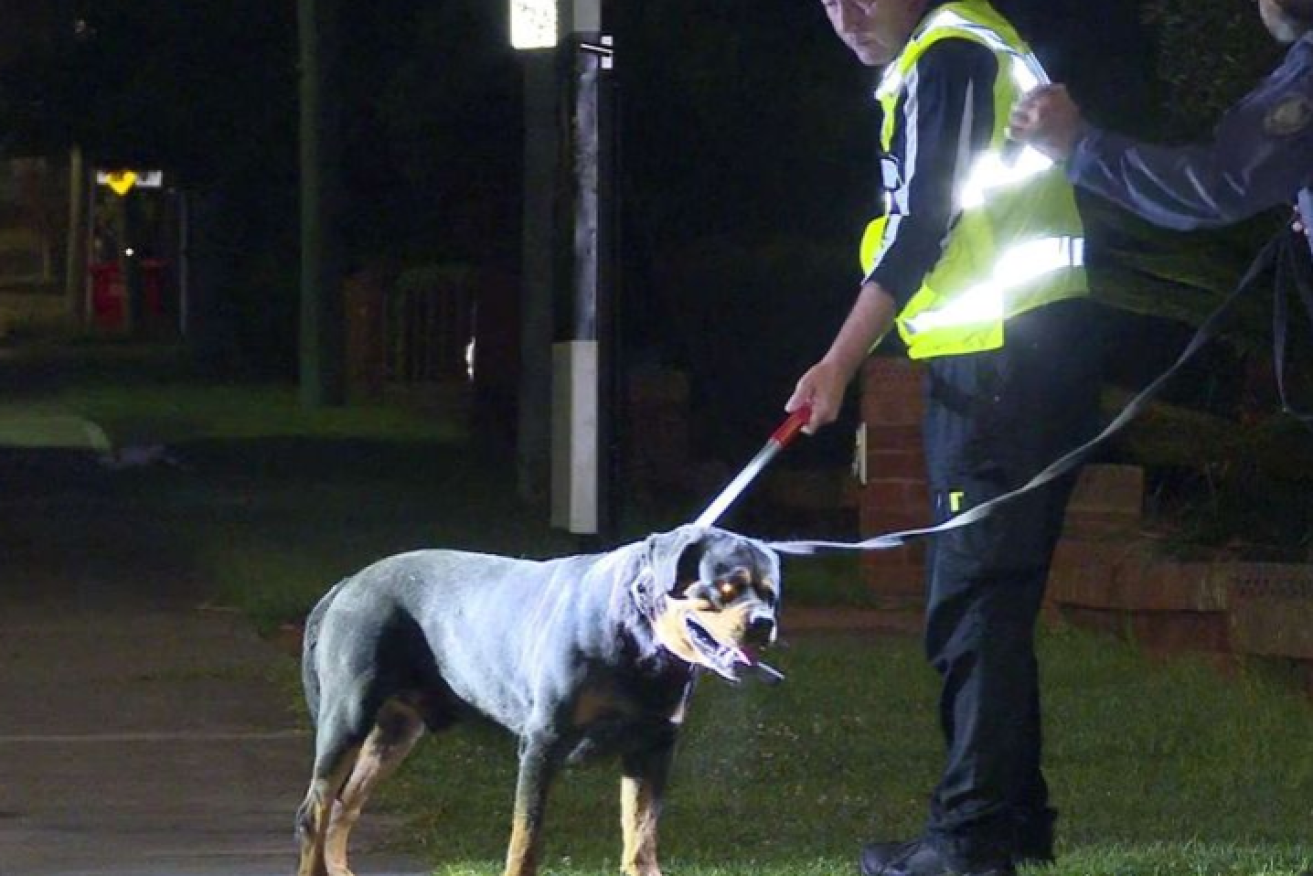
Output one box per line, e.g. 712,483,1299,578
866,38,998,307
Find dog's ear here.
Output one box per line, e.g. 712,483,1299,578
641,524,708,598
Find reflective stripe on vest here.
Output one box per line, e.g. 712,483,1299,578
860,0,1088,360
901,235,1085,335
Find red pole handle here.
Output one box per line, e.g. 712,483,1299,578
770,405,812,446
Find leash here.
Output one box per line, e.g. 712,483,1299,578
765,230,1301,556
1274,230,1313,426
694,405,812,527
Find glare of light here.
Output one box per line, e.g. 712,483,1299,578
465,337,477,382
959,147,1053,210
511,0,557,49
124,248,135,257
903,236,1084,335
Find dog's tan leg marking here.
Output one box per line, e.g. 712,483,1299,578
503,738,559,876
296,780,330,876
297,749,360,876
504,810,537,876
323,702,425,876
619,738,674,876
620,775,662,876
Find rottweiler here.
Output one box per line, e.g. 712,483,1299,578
295,524,782,876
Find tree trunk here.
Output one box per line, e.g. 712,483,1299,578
64,145,89,326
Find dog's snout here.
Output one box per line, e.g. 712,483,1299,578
746,614,776,646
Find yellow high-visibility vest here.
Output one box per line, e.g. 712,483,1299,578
860,0,1088,360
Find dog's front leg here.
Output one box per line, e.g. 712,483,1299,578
504,730,563,876
619,729,676,876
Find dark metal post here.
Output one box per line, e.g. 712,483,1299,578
64,146,89,326
550,26,617,539
596,32,620,541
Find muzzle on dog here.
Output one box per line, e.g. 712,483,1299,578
653,593,777,682
636,527,783,684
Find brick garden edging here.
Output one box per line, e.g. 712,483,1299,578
859,357,1313,697
1050,465,1313,696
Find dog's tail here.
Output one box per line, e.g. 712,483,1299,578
301,576,351,723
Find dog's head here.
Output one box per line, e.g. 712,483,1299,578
635,525,781,683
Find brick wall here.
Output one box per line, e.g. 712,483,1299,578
858,356,929,610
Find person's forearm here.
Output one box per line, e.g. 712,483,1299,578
822,281,899,382
1069,128,1275,230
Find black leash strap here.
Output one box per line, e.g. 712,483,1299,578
1274,232,1313,424
770,232,1293,556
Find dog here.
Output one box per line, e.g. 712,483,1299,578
294,524,782,876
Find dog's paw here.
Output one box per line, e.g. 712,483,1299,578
622,865,663,876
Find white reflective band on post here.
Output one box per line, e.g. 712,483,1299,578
903,236,1085,335
959,145,1053,210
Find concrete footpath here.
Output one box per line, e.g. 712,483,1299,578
0,418,425,875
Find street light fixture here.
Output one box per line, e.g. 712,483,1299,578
510,0,557,50
510,0,601,49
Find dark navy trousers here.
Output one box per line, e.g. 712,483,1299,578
919,299,1102,859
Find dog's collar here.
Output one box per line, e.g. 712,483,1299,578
629,569,658,622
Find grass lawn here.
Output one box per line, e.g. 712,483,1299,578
18,344,1313,875
372,628,1313,876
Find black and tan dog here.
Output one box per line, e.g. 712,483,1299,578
295,524,782,876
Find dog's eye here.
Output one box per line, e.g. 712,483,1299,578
717,581,741,602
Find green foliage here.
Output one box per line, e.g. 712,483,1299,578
1121,410,1313,555
1079,193,1313,553
1142,0,1283,139
1082,195,1278,348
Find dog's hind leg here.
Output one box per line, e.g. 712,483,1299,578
322,700,425,876
503,730,566,876
296,706,369,876
619,731,677,876
295,756,358,876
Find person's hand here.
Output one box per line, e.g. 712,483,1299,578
1008,84,1085,161
786,360,847,435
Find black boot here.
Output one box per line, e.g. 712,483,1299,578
858,837,1016,876
1012,808,1057,867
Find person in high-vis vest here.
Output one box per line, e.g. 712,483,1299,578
786,2,1102,875
1008,0,1313,252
